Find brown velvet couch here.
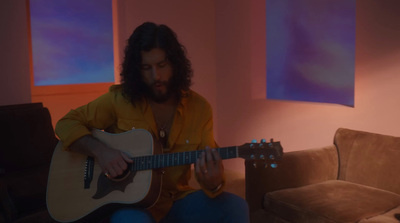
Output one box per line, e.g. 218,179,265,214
0,103,58,223
245,128,400,223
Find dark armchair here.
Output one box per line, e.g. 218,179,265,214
0,103,58,223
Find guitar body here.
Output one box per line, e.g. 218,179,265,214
46,129,162,222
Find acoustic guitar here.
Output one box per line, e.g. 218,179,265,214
46,129,283,222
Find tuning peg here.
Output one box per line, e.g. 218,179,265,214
268,139,274,147
261,139,266,143
259,154,265,160
270,163,278,168
250,139,257,149
269,154,275,160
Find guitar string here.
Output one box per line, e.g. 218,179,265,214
130,147,238,171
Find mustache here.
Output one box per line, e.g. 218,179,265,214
152,80,168,86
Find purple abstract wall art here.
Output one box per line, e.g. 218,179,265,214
266,0,355,106
29,0,114,86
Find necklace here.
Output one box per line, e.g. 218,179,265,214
153,109,175,149
157,118,172,149
158,121,170,148
149,100,177,149
159,127,167,138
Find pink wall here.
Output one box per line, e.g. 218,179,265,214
0,1,31,105
215,0,400,172
2,1,400,174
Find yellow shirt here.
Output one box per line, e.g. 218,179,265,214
55,85,223,221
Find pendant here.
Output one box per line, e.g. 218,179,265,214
159,129,166,138
159,128,168,149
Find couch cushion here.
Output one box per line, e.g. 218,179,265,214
334,128,400,195
358,205,400,223
264,180,400,223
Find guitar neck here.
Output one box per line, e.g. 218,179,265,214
130,146,238,171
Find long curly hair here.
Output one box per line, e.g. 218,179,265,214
120,22,193,103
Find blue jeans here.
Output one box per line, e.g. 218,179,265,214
110,191,250,223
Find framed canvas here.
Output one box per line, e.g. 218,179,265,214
29,0,114,86
266,0,356,106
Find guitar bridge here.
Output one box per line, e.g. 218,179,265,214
84,156,94,189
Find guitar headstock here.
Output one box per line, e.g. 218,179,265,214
238,139,283,168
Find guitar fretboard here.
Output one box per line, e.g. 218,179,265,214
130,146,238,171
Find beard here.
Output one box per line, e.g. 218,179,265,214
144,80,173,103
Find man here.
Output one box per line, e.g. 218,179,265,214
55,22,249,223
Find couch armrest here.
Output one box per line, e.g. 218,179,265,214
0,179,17,223
245,144,339,212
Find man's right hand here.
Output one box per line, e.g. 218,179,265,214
95,146,133,178
69,135,133,178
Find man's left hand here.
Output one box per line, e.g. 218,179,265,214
195,146,224,192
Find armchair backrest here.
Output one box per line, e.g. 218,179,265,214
334,128,400,195
0,103,58,173
0,102,58,220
